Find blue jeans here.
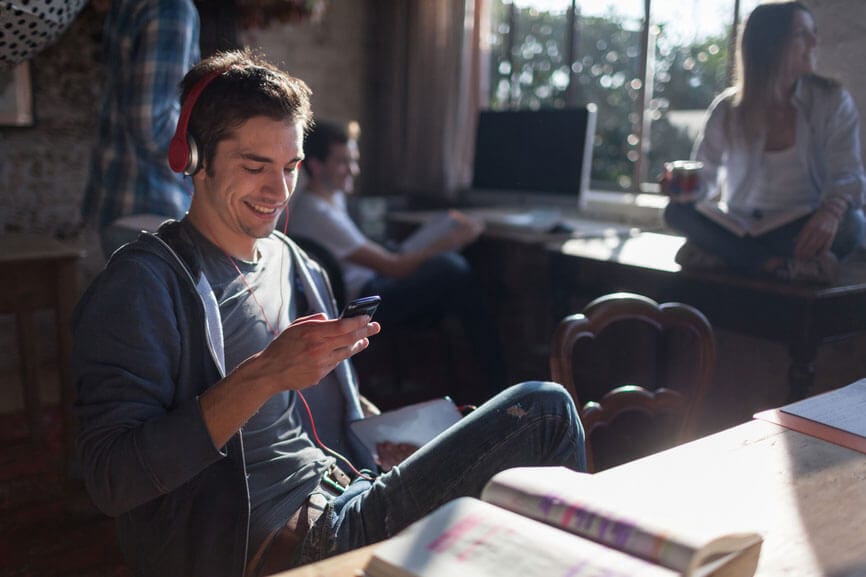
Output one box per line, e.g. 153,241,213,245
292,381,586,566
665,202,866,273
360,251,506,401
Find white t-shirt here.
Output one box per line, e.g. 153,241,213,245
753,145,813,211
286,190,376,300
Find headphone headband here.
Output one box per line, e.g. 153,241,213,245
168,68,225,175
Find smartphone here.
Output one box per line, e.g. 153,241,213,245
340,295,381,319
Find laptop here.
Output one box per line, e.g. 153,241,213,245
460,106,634,237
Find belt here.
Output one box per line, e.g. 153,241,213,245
247,464,352,577
321,462,352,495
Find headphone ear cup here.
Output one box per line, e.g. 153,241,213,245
168,132,190,174
185,134,201,176
167,132,200,175
168,68,223,175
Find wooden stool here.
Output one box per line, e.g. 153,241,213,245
0,233,81,471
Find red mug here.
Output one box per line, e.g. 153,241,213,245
664,160,702,199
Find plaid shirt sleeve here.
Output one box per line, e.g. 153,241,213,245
81,0,200,230
127,1,201,161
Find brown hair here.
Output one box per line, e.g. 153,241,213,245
181,49,314,176
733,1,836,139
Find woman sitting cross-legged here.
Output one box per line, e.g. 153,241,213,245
662,0,865,285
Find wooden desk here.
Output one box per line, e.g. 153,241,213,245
549,231,866,400
273,418,866,577
272,545,377,577
388,211,866,399
0,233,81,470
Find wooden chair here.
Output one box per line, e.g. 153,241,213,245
549,292,716,472
293,235,348,310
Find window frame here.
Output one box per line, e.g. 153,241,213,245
492,0,749,194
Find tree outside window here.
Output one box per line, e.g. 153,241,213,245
487,0,759,193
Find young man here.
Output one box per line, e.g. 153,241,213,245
286,121,506,401
73,50,586,577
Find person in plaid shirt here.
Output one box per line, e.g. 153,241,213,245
81,0,200,259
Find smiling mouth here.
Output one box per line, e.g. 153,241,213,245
246,201,282,216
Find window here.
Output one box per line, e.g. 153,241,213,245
487,0,760,193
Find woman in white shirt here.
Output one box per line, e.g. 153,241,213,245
663,0,865,284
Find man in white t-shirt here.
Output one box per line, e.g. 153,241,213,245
285,120,505,404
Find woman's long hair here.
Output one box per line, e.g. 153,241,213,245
732,1,834,140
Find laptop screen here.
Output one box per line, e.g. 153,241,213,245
470,106,596,209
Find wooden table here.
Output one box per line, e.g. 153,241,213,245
0,233,81,470
549,231,866,400
272,418,866,577
597,418,866,576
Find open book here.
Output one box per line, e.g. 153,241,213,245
349,397,463,457
366,466,762,577
398,212,462,253
400,210,482,252
755,378,866,454
695,200,812,237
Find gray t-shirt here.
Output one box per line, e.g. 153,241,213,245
180,221,332,553
297,369,357,471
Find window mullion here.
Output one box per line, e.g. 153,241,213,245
634,0,653,191
565,0,578,107
506,2,517,108
728,0,742,85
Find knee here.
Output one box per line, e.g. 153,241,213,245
425,251,472,277
418,252,475,291
506,382,582,431
663,201,691,230
833,208,866,256
497,381,587,471
507,380,570,400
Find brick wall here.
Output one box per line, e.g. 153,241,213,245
239,2,368,128
809,0,866,154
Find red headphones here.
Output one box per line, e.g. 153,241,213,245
168,68,224,175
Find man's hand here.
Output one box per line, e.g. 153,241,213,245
441,210,484,251
200,313,380,449
256,312,381,393
794,209,839,260
375,441,419,472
